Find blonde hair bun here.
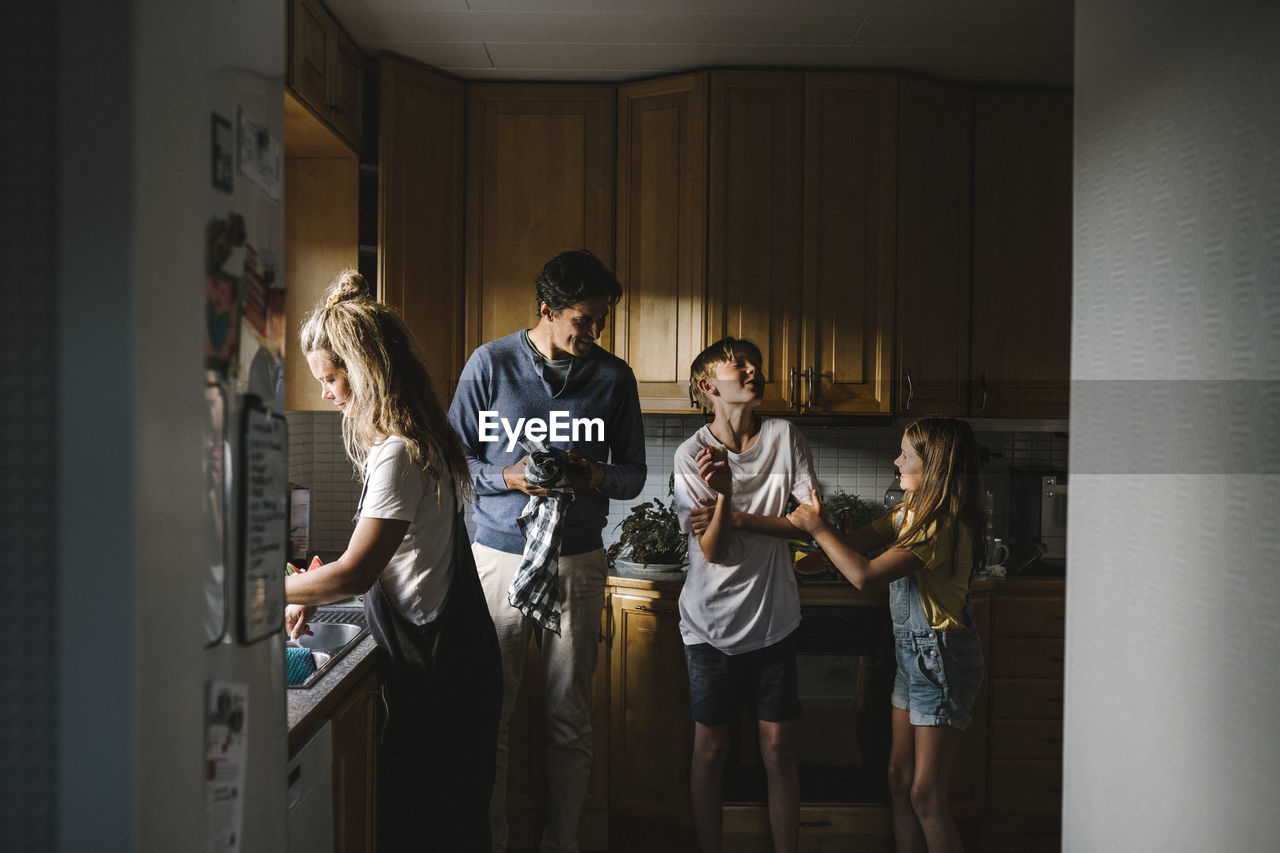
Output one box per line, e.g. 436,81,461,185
324,269,373,309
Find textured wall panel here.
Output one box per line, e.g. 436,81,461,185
1068,1,1280,850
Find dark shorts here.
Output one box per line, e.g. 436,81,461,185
684,632,802,725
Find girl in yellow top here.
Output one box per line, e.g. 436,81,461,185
787,417,985,853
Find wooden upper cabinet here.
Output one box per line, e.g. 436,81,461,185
378,58,465,403
801,73,898,414
895,77,973,417
287,0,363,153
615,74,708,413
465,84,616,357
707,71,805,414
971,91,1072,419
283,92,358,412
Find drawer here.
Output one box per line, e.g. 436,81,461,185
980,813,1062,852
989,719,1063,760
992,595,1065,637
987,760,1063,814
991,637,1065,678
990,678,1063,719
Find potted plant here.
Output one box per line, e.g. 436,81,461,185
606,489,688,574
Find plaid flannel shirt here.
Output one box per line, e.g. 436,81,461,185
509,436,576,635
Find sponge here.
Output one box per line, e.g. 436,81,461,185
286,646,317,686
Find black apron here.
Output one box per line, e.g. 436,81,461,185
363,508,502,853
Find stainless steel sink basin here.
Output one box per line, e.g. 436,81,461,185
296,622,364,650
286,607,369,690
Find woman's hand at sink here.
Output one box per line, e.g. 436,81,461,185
286,604,317,640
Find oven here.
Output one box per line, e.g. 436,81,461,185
723,597,894,805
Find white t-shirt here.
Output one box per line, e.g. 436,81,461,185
673,418,816,654
358,436,455,625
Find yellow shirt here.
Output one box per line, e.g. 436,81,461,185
870,508,975,631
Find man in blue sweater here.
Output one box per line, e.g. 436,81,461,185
448,250,646,853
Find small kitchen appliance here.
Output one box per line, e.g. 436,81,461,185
1008,469,1068,565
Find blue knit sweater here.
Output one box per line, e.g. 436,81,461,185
448,330,647,556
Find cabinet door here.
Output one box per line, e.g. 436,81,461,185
331,670,379,853
707,71,805,414
614,74,707,412
971,91,1072,418
283,91,358,412
377,58,465,403
465,85,616,356
609,590,693,825
949,593,989,819
288,0,330,118
802,73,897,414
896,78,972,416
329,27,364,150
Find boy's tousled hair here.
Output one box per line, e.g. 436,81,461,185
688,336,764,413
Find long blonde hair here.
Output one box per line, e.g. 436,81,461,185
896,417,985,574
299,270,471,501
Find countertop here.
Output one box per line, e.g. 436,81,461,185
286,609,378,755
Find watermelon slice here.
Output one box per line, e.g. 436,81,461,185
307,555,324,572
794,551,828,576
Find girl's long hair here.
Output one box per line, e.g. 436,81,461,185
897,417,985,575
298,270,471,501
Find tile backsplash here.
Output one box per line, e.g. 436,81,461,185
287,411,1068,554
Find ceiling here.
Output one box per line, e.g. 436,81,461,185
327,0,1074,87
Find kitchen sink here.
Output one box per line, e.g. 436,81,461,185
286,607,369,690
295,622,364,649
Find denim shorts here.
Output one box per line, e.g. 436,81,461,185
890,626,985,731
684,633,802,725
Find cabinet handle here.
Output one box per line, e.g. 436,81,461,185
904,368,914,411
329,104,345,115
634,604,677,617
803,366,815,412
800,820,833,828
788,367,800,409
979,371,988,412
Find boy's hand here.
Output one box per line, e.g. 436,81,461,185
689,497,719,535
786,489,827,536
696,445,732,496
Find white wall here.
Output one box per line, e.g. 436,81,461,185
1067,1,1280,849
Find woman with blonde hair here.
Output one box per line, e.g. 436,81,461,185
787,417,986,853
286,270,501,852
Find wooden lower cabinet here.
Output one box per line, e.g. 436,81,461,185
330,668,379,853
976,581,1066,852
608,585,694,826
723,804,893,853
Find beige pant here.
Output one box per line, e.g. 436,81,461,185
472,542,607,853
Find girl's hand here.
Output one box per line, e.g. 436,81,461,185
786,489,827,536
696,445,732,496
286,604,316,641
689,497,718,535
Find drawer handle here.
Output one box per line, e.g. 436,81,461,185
800,820,833,828
634,605,676,617
1048,656,1064,663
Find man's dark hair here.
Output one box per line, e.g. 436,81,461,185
535,249,622,312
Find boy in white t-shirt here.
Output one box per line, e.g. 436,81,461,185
673,337,816,853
